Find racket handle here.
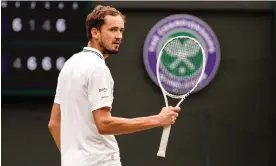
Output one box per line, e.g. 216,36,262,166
157,125,172,157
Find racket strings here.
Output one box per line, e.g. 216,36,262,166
158,38,204,96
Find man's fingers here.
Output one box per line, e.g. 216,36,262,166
170,112,179,118
171,116,176,124
172,107,181,112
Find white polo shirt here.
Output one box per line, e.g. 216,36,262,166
54,47,121,166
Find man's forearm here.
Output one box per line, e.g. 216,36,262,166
49,125,61,151
98,115,162,135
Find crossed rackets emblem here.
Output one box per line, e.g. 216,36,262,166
163,38,201,75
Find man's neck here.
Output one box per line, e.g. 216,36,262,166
87,41,109,59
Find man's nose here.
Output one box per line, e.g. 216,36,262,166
116,31,123,40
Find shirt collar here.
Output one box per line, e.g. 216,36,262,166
82,47,104,59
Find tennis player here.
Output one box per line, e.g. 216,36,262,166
48,5,181,166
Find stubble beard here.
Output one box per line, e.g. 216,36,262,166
100,40,119,55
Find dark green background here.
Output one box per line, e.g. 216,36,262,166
2,1,276,166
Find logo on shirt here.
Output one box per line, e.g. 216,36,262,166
143,14,221,93
100,96,109,103
99,88,108,93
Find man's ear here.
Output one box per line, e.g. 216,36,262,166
91,28,100,40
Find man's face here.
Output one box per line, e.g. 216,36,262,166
98,15,124,54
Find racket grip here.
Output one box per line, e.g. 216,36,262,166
157,125,172,157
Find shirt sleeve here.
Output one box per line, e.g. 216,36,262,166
54,74,61,104
88,65,114,112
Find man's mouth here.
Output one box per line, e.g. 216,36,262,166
113,42,120,45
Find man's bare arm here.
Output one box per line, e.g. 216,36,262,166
93,106,180,135
48,103,61,151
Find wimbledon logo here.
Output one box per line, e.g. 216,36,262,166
143,14,221,94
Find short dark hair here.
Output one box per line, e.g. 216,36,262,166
85,5,125,41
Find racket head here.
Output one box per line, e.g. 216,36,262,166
156,36,206,99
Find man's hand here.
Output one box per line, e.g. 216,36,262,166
158,106,181,127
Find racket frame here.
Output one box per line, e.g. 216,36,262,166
156,36,206,157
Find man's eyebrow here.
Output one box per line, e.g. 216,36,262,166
108,26,118,29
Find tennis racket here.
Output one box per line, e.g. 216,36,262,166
156,36,206,157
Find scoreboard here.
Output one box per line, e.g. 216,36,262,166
2,1,92,96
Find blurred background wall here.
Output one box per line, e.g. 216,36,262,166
2,1,276,166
